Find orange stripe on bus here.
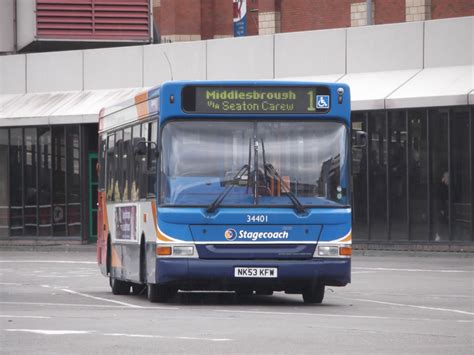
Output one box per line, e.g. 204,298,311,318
135,92,149,119
339,231,352,243
151,200,175,242
111,244,122,268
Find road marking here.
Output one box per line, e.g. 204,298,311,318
4,329,232,342
0,260,95,265
352,271,377,274
5,329,92,335
0,301,178,310
353,267,471,273
59,288,145,309
215,309,389,320
0,315,51,319
348,297,474,316
104,333,231,342
0,282,22,286
58,288,180,310
0,301,138,309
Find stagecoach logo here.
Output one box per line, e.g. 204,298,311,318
224,228,289,241
224,228,238,241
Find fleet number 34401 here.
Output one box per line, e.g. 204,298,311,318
246,215,268,223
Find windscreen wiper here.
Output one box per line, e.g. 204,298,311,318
206,164,250,213
264,163,307,214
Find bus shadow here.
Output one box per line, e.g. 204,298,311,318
160,291,335,307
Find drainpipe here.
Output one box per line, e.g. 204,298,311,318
366,0,372,26
13,0,18,53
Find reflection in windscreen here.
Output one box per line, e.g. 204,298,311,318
160,120,348,207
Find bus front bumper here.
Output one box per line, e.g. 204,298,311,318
154,258,350,291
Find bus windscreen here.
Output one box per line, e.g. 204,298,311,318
182,86,331,114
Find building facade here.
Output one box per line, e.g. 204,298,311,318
153,0,473,41
0,13,472,246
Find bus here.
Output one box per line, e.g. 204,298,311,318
97,81,351,304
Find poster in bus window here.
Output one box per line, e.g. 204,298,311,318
115,206,136,240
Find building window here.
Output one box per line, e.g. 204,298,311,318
10,128,23,236
0,129,8,237
388,110,408,240
408,109,429,241
368,111,388,240
450,107,472,241
66,126,81,236
351,113,368,239
52,126,66,236
38,127,52,236
429,108,449,241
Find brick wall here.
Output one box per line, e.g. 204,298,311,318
152,0,473,42
281,0,352,32
213,0,233,38
432,0,474,19
375,0,405,24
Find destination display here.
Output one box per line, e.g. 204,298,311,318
182,86,331,114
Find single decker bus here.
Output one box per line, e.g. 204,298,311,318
97,81,351,304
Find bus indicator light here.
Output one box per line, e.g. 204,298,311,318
339,246,352,256
157,246,172,256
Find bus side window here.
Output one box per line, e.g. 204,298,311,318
138,123,148,199
99,134,106,191
130,125,139,201
115,130,123,202
147,121,158,198
106,134,115,201
122,127,132,201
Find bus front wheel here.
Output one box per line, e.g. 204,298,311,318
302,284,325,304
147,283,176,303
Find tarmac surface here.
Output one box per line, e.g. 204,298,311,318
0,248,473,354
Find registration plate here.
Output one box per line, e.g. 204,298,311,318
234,267,278,278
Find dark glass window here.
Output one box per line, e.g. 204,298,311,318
429,108,449,241
24,128,37,236
115,130,123,202
408,110,429,240
138,123,148,199
38,127,52,236
99,134,106,191
148,121,158,197
0,129,9,237
368,112,388,240
66,126,81,236
388,111,408,240
52,126,66,236
450,107,472,241
106,134,115,202
10,128,23,236
351,113,368,239
122,127,132,201
130,125,139,201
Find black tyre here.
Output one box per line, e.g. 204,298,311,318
110,277,130,295
147,283,176,303
131,283,146,295
302,284,325,304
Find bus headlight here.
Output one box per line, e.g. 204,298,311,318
156,244,197,257
173,246,195,256
317,246,339,257
315,245,352,258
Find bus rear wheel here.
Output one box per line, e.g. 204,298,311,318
110,277,130,295
147,283,176,303
302,284,325,304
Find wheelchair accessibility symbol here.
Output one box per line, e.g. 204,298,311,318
316,95,330,109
